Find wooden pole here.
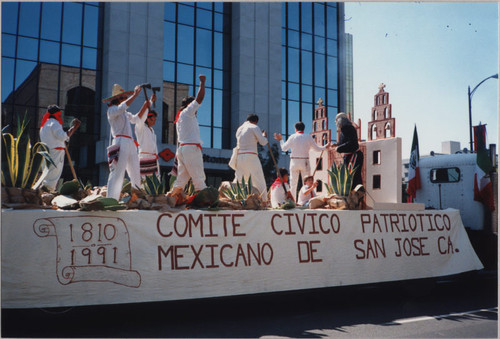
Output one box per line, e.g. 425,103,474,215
312,149,325,177
64,144,78,181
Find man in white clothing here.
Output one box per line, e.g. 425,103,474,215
233,114,268,201
169,74,207,195
274,121,329,200
103,84,151,200
39,105,81,191
135,93,159,178
297,175,318,206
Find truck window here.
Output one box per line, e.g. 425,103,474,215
430,167,460,183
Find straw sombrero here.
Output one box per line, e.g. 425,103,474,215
102,84,134,103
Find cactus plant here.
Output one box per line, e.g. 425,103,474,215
325,162,358,197
1,114,55,190
142,173,168,196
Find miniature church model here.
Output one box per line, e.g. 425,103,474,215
309,84,402,208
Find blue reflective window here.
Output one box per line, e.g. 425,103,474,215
327,38,337,57
63,3,82,45
213,127,222,149
198,88,212,126
197,8,212,30
313,3,325,37
214,12,223,32
302,32,312,51
2,58,15,101
164,22,176,61
15,60,37,88
288,48,299,83
83,5,99,47
164,61,175,82
282,46,287,80
213,89,222,127
326,6,338,39
61,44,81,67
328,89,338,108
327,56,338,90
19,2,40,38
200,126,211,147
288,82,299,101
41,3,62,41
288,101,299,135
214,3,223,13
196,28,212,67
177,63,193,85
213,69,223,89
281,100,287,136
213,32,222,69
288,30,299,48
2,2,18,35
82,47,97,69
164,2,176,22
314,53,325,87
177,25,194,64
197,2,213,10
282,81,287,99
301,50,312,85
40,40,60,64
287,3,299,30
302,84,313,103
315,36,325,54
314,87,325,105
178,4,194,26
17,37,38,61
302,102,313,130
301,3,312,34
2,34,16,58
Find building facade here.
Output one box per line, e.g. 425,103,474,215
2,2,346,187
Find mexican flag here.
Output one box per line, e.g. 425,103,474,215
473,125,495,211
407,125,421,198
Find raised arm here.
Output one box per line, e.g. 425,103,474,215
125,85,142,107
196,75,206,104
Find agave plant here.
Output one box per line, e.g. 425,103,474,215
325,162,358,197
220,176,253,201
142,173,168,195
168,175,196,195
1,114,55,189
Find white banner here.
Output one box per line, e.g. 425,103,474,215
1,208,483,308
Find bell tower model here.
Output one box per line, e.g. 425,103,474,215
311,98,331,146
367,83,396,140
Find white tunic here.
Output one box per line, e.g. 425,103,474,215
39,119,69,149
176,101,202,145
108,101,141,138
270,181,290,208
135,109,158,156
236,121,268,153
279,132,325,158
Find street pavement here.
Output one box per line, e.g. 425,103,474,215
2,270,497,338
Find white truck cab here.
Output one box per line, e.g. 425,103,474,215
415,153,485,231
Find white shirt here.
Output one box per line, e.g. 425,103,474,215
298,184,317,206
270,181,290,208
280,132,326,158
39,119,69,149
236,121,268,153
135,107,157,155
176,100,202,145
107,101,141,138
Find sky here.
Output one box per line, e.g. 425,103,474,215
344,2,498,158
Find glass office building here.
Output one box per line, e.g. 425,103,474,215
1,2,345,186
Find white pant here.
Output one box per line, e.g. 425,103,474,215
43,148,65,191
107,138,141,200
172,144,206,191
234,153,267,201
289,158,311,200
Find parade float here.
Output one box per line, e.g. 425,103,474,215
1,88,487,309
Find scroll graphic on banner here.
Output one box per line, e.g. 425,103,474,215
33,216,141,288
